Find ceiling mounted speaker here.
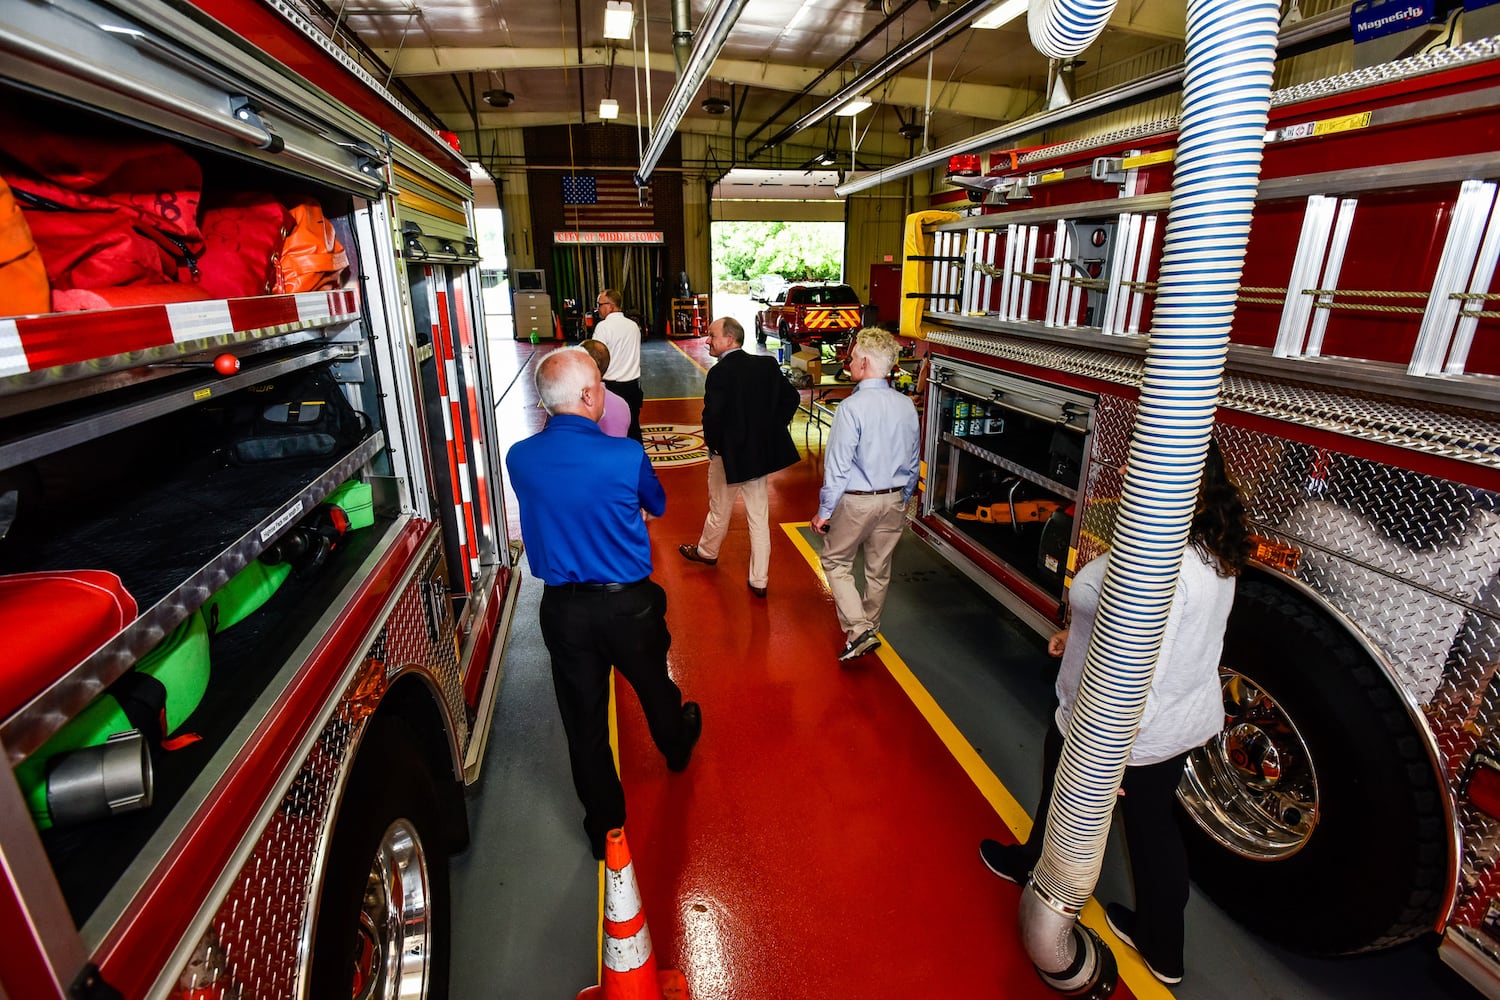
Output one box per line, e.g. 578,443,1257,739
483,89,515,108
701,96,731,115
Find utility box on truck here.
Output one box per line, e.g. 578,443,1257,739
0,3,519,998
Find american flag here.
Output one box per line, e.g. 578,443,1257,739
562,174,654,229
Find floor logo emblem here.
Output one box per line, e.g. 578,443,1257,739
643,424,708,469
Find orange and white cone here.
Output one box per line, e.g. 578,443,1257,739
577,829,690,1000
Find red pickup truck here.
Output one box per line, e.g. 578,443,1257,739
753,282,864,348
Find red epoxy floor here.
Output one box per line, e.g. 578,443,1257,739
599,340,1139,1000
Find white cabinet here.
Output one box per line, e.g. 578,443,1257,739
513,291,552,341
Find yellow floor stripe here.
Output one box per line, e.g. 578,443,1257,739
668,339,709,374
782,519,1173,1000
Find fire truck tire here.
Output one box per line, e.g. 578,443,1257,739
309,715,452,999
778,321,795,350
754,315,766,344
1178,579,1446,955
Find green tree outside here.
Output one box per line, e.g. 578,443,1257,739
712,221,844,282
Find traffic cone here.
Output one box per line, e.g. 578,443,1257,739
577,828,690,1000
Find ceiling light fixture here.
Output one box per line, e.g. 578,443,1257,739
702,96,731,114
599,98,620,119
972,0,1027,30
603,0,635,39
483,89,515,108
834,98,872,116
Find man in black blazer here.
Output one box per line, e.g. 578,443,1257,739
679,316,801,598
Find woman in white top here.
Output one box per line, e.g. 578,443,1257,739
980,440,1252,985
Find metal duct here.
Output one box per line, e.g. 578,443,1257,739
636,0,750,185
673,0,694,72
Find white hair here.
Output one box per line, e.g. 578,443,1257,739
536,348,596,415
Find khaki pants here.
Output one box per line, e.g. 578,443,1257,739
819,491,905,640
694,455,771,589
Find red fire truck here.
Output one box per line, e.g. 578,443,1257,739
0,2,517,998
906,37,1500,994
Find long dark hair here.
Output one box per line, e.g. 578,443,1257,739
1192,439,1253,578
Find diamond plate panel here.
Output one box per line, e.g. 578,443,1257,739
1213,423,1500,938
173,537,466,999
924,329,1500,471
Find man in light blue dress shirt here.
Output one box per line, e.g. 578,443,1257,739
810,328,920,662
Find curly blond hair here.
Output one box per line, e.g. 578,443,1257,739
850,326,898,375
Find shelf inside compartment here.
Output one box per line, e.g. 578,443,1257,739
0,291,362,398
38,519,394,928
932,430,1078,602
0,421,385,761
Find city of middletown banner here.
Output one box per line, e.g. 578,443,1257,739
562,174,654,229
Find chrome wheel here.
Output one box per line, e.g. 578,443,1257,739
351,818,433,1000
1179,668,1319,860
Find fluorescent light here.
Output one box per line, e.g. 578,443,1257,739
972,0,1027,29
603,1,635,39
834,98,872,116
598,98,620,119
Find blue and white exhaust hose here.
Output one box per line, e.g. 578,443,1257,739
1017,0,1281,983
1029,0,1117,59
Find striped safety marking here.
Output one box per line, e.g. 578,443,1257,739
601,860,654,972
430,274,478,582
803,307,861,330
448,273,495,550
0,290,359,379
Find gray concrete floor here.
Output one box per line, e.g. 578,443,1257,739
452,338,1478,999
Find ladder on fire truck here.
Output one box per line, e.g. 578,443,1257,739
913,147,1500,379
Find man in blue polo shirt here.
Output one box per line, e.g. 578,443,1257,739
506,347,702,859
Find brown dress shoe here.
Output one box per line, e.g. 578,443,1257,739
748,582,767,598
679,544,717,566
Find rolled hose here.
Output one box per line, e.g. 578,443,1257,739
1019,0,1281,978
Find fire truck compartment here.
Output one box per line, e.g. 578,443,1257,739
924,360,1093,610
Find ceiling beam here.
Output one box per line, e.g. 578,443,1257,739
1106,3,1186,42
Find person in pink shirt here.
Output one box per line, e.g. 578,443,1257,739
580,339,630,438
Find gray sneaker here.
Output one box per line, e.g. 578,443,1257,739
838,629,881,662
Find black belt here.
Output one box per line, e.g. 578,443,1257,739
845,487,903,496
545,578,649,593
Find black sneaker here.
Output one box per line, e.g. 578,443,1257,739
978,838,1031,885
1104,902,1183,985
666,702,702,772
838,629,881,662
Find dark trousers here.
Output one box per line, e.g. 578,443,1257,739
538,580,686,846
1022,723,1192,968
607,377,644,443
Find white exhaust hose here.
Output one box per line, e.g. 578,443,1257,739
1017,0,1281,990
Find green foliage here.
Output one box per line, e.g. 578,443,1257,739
712,221,843,282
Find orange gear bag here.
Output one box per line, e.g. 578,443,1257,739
0,175,50,316
277,197,350,293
